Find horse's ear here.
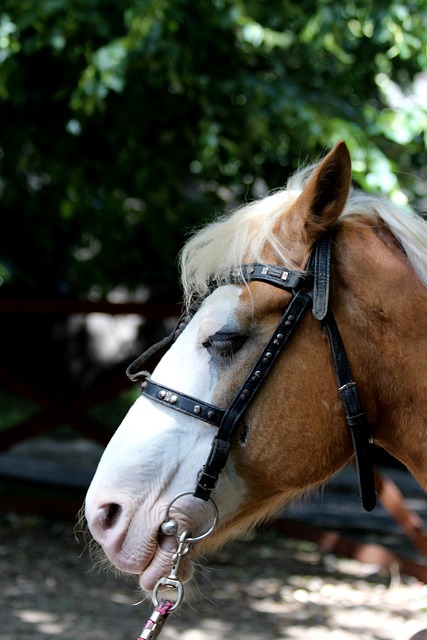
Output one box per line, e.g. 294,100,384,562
295,141,352,241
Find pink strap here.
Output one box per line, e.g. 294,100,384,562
137,600,174,639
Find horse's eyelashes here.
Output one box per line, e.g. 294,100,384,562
203,333,247,360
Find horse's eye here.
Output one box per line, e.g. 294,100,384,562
203,333,247,360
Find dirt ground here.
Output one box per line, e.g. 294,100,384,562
1,513,427,640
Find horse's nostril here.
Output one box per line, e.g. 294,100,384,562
102,503,123,530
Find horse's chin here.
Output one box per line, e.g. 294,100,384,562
102,528,193,593
137,533,193,592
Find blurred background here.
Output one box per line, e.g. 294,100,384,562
1,1,427,638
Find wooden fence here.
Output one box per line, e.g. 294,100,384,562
0,297,179,450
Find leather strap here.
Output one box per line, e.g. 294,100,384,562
142,377,225,428
312,230,333,321
194,291,313,500
312,234,376,511
322,310,376,511
126,311,194,382
228,263,312,292
126,334,176,382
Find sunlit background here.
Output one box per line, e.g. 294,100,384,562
1,2,427,638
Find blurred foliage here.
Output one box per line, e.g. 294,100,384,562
0,388,37,430
1,0,427,298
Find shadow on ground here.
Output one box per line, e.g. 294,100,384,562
1,514,427,640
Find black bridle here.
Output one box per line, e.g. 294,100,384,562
127,232,377,512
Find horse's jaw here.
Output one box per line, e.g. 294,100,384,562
86,483,244,592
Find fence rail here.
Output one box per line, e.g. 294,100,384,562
0,297,180,451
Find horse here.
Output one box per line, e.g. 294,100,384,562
85,141,427,596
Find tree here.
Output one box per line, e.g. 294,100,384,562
1,0,426,298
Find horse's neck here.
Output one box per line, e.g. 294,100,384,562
336,223,427,489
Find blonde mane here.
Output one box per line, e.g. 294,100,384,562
180,162,427,306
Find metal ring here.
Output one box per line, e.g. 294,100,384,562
162,490,219,543
152,578,184,612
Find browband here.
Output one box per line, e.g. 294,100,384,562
127,261,312,382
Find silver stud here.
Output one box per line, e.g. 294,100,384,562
207,410,215,420
194,405,202,414
158,390,166,399
170,394,178,404
261,266,269,275
161,519,179,536
281,271,289,281
288,315,295,321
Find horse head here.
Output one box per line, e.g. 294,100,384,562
85,142,427,593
